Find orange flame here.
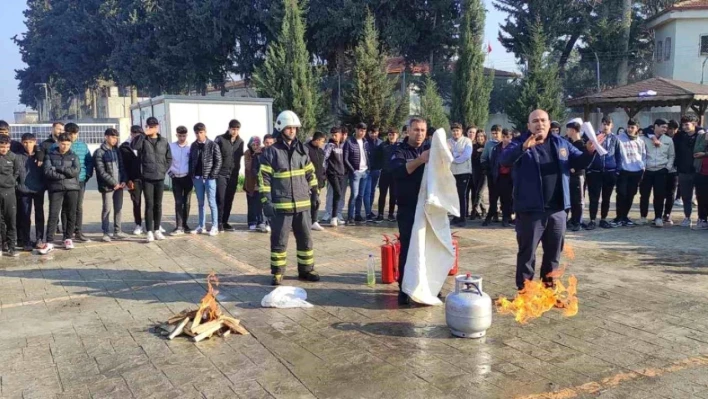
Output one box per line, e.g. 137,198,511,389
197,272,221,321
496,244,578,324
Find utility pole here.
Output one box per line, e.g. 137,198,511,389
593,52,601,93
701,57,708,85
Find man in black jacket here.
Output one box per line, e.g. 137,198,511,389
306,131,326,231
323,127,345,226
120,125,144,235
343,122,372,225
189,123,222,236
39,122,64,162
377,127,399,222
365,125,383,222
214,119,244,232
39,133,80,254
131,116,172,242
673,115,701,227
0,120,24,154
16,133,46,252
94,128,127,242
0,136,21,257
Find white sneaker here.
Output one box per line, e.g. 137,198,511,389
209,227,219,236
249,225,256,231
330,218,338,227
159,225,166,233
698,220,708,230
663,217,674,226
693,199,698,206
146,232,155,242
681,217,692,228
675,198,684,206
133,225,143,235
155,231,166,240
257,223,267,232
102,235,112,242
653,218,663,227
265,225,271,233
64,239,74,250
311,222,324,231
37,243,54,255
639,217,648,225
190,227,204,235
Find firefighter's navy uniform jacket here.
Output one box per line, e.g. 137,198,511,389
259,137,318,275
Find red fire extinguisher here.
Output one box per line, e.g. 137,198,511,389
449,232,460,276
381,234,400,284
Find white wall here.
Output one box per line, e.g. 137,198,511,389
653,12,708,83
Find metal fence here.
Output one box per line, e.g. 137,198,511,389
9,123,118,145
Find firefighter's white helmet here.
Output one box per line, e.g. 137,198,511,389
275,110,302,132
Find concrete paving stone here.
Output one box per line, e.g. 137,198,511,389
5,192,708,397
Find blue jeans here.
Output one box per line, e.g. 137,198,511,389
368,169,381,216
348,170,371,220
193,177,218,229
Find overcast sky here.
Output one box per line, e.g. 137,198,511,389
0,0,518,121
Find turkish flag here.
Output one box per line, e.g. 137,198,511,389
487,42,492,53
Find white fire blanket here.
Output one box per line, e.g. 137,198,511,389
401,129,459,305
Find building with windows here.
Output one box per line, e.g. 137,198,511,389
647,0,708,84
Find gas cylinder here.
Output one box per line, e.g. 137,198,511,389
445,274,492,338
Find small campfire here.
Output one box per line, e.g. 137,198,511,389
495,245,579,324
156,272,249,341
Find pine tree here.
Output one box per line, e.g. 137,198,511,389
341,11,408,129
508,20,564,130
451,0,493,129
252,0,323,139
419,74,450,131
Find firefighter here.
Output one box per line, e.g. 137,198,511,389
259,110,321,286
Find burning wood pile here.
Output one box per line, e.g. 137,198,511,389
156,273,249,342
495,245,579,324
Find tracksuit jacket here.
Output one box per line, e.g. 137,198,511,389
499,132,593,213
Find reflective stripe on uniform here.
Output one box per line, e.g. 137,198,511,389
260,164,274,174
260,185,271,193
309,178,318,187
271,252,287,267
297,249,314,265
273,200,311,210
273,169,306,178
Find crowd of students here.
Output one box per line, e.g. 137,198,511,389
0,113,704,257
0,117,248,256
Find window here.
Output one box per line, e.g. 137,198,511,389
665,38,671,61
701,35,708,55
656,41,663,62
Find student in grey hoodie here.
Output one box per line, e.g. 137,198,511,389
639,119,674,227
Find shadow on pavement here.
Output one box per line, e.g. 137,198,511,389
331,321,451,338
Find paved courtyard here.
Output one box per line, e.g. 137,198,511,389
2,191,708,398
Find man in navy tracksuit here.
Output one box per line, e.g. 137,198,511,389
500,110,596,290
585,116,621,230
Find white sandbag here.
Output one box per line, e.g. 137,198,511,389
261,286,313,308
401,129,459,306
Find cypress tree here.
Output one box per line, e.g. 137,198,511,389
341,11,408,129
253,0,323,139
451,0,493,128
508,20,564,129
419,74,450,131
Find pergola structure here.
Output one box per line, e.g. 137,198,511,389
566,77,708,126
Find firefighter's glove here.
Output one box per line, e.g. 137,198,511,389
263,202,276,218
